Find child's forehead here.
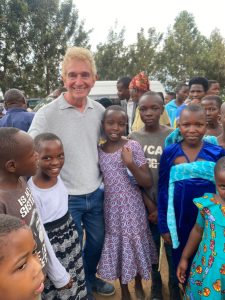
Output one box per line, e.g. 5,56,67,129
180,109,205,120
201,99,218,106
139,95,162,105
105,109,126,118
38,139,63,151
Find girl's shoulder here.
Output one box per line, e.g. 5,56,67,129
163,142,181,156
202,141,225,159
194,193,225,227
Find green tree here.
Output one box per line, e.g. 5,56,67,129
201,29,225,89
156,10,207,88
126,27,163,77
95,25,129,80
0,0,31,94
0,0,90,96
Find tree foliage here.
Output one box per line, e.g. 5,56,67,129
1,7,225,95
0,0,90,96
94,25,128,80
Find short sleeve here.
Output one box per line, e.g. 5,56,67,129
129,140,147,167
196,211,205,228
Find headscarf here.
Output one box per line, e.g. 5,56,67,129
129,72,150,92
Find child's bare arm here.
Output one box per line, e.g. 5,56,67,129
142,192,158,224
177,223,203,283
121,146,152,188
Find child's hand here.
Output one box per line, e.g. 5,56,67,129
161,232,172,245
177,257,188,284
57,276,74,290
121,146,133,167
148,210,158,224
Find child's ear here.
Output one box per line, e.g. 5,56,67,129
161,105,164,115
5,160,16,173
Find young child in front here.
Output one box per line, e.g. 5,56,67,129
129,91,181,300
28,133,87,300
97,105,157,300
0,128,73,299
0,214,45,300
158,105,225,279
201,95,222,137
177,157,225,299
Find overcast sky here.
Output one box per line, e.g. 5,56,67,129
74,0,225,50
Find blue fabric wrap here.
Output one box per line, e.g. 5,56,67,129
167,161,216,249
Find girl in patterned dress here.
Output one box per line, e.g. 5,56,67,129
28,133,87,300
177,156,225,299
97,105,157,300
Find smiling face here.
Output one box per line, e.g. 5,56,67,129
189,84,206,101
63,59,96,105
179,110,206,146
103,110,127,142
0,228,44,300
139,95,163,128
37,139,64,179
215,170,225,203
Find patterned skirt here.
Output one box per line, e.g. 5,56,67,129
42,212,87,300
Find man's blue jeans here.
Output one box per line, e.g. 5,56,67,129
68,187,105,294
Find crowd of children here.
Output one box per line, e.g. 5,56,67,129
0,46,225,300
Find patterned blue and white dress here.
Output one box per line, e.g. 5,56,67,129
97,139,157,284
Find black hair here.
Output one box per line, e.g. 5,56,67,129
4,88,25,104
117,77,132,88
175,83,188,94
0,214,27,261
208,80,219,88
189,77,209,92
166,92,176,98
103,105,127,121
34,133,62,153
180,104,205,117
0,128,20,166
139,91,164,106
97,98,113,108
201,95,222,108
214,156,225,178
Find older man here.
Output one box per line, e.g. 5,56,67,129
29,47,115,299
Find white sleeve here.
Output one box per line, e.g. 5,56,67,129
28,109,48,138
37,207,70,288
42,224,70,288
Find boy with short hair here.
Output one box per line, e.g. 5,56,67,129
129,92,180,300
0,127,73,298
201,95,222,136
0,88,34,131
165,83,189,127
0,214,45,300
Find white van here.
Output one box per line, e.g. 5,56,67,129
89,80,165,103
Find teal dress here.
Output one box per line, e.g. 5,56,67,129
184,193,225,299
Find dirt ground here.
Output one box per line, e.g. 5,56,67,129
95,249,170,300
